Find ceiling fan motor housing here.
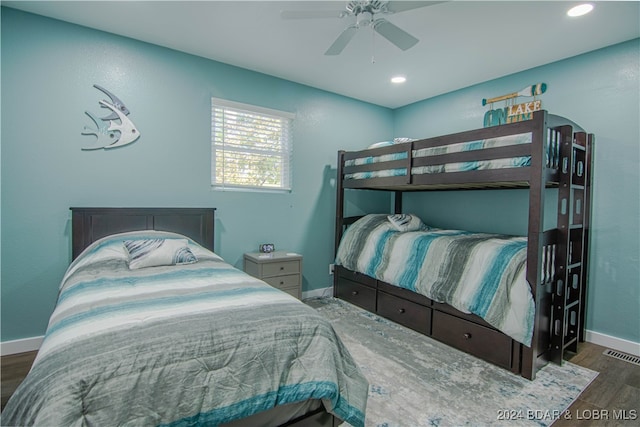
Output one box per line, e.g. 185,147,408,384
346,0,387,16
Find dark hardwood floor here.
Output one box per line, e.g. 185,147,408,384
552,342,640,426
2,342,638,424
1,350,37,411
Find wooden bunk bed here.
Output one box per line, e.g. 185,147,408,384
334,110,594,380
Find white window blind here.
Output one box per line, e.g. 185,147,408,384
212,98,294,192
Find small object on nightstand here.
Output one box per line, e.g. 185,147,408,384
259,243,275,253
244,251,302,300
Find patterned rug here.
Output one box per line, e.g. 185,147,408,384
306,298,598,427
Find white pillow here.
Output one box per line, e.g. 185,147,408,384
387,214,426,232
123,239,198,270
368,141,394,149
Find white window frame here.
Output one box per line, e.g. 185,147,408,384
211,97,294,192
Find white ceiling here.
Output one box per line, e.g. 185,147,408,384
3,0,639,108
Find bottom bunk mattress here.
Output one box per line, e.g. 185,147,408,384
335,214,534,346
3,231,367,427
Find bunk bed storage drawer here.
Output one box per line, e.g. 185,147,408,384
432,311,512,369
377,291,431,335
335,267,376,312
335,279,376,312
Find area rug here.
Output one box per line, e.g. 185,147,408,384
306,298,598,427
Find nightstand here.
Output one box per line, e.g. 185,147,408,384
243,251,302,299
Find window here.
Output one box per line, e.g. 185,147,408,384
211,98,294,191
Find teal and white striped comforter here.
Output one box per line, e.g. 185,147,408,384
2,231,367,427
335,215,534,346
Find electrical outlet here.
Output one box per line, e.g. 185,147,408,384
329,263,335,275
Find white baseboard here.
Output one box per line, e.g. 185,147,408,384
302,286,333,300
1,336,44,356
585,330,640,356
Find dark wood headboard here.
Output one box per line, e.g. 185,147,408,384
71,207,216,260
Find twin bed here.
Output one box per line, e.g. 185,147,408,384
334,110,593,380
2,208,368,427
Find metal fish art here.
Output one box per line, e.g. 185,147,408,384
94,84,130,120
81,86,140,150
81,110,121,150
98,100,140,148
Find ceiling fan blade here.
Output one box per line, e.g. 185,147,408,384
385,1,446,14
325,25,358,56
280,9,346,19
373,18,418,51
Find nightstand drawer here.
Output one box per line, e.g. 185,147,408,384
264,274,300,288
262,260,300,277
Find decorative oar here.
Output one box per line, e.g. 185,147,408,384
482,83,547,106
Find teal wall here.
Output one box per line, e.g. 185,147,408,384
0,8,391,341
392,39,640,343
1,7,638,347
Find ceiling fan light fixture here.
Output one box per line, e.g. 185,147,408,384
357,11,374,27
391,75,406,84
283,0,430,56
567,3,594,17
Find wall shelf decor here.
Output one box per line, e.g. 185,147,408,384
482,83,547,127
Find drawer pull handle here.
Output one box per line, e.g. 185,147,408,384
280,281,284,285
280,266,284,270
463,333,472,340
351,291,358,296
398,308,406,314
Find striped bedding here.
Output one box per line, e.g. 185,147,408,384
344,150,408,180
344,132,536,180
335,215,534,346
2,231,368,427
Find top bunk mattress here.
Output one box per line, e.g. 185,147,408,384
344,132,556,180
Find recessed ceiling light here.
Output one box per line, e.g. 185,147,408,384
567,3,594,17
391,76,406,84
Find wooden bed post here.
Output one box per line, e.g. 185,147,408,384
579,134,595,342
335,151,346,298
522,110,548,380
335,151,346,257
394,190,403,213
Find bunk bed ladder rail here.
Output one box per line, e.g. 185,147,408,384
550,126,590,364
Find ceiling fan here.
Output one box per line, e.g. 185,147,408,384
281,1,443,55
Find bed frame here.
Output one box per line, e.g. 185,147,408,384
70,207,339,426
71,207,216,259
334,110,594,380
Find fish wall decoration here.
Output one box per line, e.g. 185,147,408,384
81,85,140,150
